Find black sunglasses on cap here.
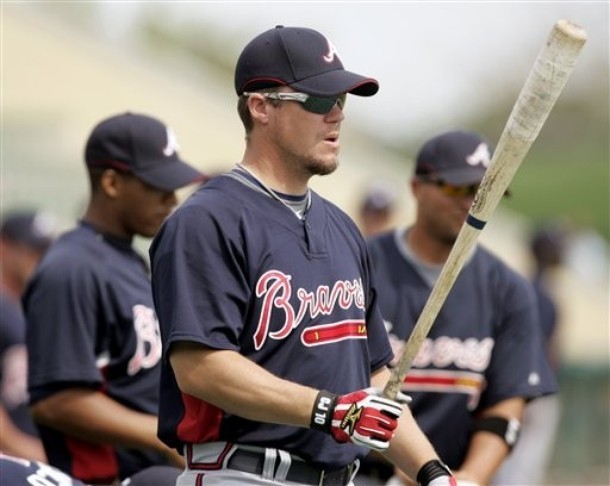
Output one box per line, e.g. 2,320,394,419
243,91,346,115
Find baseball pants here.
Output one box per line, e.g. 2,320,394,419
177,442,360,485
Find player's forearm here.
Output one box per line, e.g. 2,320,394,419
455,433,508,485
30,388,169,454
170,342,318,427
0,405,47,462
457,397,525,484
382,407,441,481
371,368,440,480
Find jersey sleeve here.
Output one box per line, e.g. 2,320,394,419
151,203,248,357
363,250,394,372
24,254,103,401
479,269,558,408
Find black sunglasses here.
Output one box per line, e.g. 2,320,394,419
243,91,346,115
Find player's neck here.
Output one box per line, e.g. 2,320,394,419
238,159,308,196
405,225,452,265
82,205,133,242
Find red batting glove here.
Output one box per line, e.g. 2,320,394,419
310,388,408,451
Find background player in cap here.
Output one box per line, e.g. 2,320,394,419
492,222,567,485
356,180,399,238
23,112,204,484
151,25,455,486
0,209,56,463
365,130,557,485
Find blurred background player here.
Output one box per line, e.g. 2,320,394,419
492,221,568,485
354,180,400,483
0,209,57,462
365,130,558,486
0,452,188,486
0,452,87,486
23,112,204,484
357,180,398,238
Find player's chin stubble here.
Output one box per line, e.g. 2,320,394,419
304,155,339,177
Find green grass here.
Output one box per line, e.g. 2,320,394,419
502,145,609,241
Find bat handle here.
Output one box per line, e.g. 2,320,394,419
383,372,405,400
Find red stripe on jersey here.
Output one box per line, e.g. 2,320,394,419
407,375,458,386
177,393,223,444
301,320,367,346
404,371,483,389
402,369,485,410
66,436,118,484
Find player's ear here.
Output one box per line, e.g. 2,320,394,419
247,93,272,124
410,177,421,197
99,168,122,198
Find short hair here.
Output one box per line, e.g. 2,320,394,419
237,87,282,134
87,166,106,193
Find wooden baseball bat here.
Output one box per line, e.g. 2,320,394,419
383,19,587,400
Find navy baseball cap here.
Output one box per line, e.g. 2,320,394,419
235,25,379,97
0,210,57,251
415,130,493,186
85,112,205,192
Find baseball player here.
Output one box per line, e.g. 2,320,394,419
492,224,566,484
23,113,204,484
0,209,56,463
150,26,456,486
365,130,558,485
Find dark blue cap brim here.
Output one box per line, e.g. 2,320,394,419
134,160,206,192
430,167,487,186
289,68,379,97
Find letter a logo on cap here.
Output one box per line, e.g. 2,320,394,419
323,37,340,64
163,127,181,157
466,143,491,168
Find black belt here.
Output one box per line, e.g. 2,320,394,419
227,448,355,485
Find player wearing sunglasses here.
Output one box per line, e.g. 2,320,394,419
150,25,456,486
365,130,557,485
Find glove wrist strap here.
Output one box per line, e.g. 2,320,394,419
416,459,453,486
310,390,337,433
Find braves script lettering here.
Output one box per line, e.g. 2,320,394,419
253,270,365,350
388,333,494,372
127,304,162,376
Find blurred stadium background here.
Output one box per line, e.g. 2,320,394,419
2,3,608,484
